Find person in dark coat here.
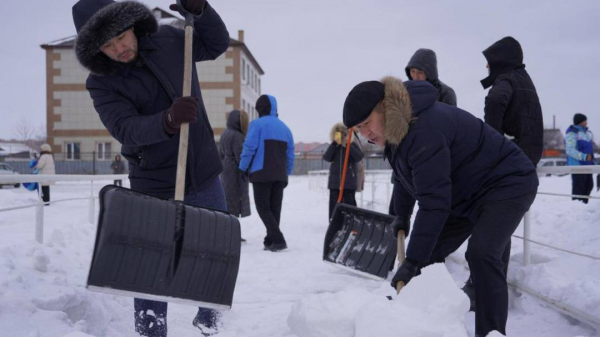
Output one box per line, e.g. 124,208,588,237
322,122,364,220
239,95,295,252
110,154,126,186
565,113,595,203
71,0,230,335
481,36,543,165
220,110,251,240
343,77,538,337
405,48,457,107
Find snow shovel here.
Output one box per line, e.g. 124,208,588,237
86,1,241,310
323,130,398,280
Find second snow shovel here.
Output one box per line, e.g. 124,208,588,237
86,1,241,310
323,130,397,280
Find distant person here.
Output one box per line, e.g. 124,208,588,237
110,154,125,186
322,123,364,220
239,95,295,252
34,144,56,204
565,113,595,203
481,36,543,165
405,48,457,106
220,110,251,242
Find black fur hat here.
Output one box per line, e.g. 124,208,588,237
72,0,158,76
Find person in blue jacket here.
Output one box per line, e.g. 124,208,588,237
565,113,595,203
71,0,230,335
239,95,295,252
343,77,538,337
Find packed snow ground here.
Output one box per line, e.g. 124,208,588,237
0,175,598,337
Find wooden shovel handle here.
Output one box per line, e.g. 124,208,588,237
337,128,354,203
174,21,194,201
396,230,406,294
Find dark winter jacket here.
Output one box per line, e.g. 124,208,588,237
322,123,364,191
381,77,538,264
481,37,543,165
220,110,251,217
405,48,457,107
239,95,295,183
565,125,595,166
73,0,229,199
111,156,126,174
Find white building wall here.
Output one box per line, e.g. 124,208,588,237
53,91,103,130
196,52,233,82
54,49,89,83
202,88,234,132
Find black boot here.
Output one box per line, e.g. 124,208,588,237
462,277,476,312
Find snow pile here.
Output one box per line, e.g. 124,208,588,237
288,263,470,337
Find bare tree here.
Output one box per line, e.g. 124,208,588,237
13,117,36,143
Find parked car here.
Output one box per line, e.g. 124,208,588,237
537,158,567,177
0,163,20,188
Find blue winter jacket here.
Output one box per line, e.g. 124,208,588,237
239,96,295,183
384,78,538,264
565,125,594,166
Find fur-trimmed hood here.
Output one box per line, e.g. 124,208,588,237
381,77,439,146
329,122,348,142
226,110,250,136
72,0,158,76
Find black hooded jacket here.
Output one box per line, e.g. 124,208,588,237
481,37,543,165
405,49,457,107
72,0,230,198
220,110,251,217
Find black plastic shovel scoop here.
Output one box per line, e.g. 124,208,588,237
86,1,241,310
322,130,398,280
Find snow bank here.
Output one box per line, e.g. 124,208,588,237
288,263,470,337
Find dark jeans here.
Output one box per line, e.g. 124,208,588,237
134,177,227,337
572,174,593,203
41,185,50,203
114,179,123,187
328,189,357,220
421,191,537,336
253,181,286,246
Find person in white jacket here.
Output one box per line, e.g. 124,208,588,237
35,144,56,204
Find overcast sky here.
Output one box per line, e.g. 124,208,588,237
1,0,599,144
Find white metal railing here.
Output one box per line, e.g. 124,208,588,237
0,174,128,244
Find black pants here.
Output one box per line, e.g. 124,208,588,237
253,181,286,246
421,191,537,336
572,174,593,203
329,189,357,220
114,179,122,187
41,185,50,204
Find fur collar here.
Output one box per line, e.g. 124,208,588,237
381,76,414,146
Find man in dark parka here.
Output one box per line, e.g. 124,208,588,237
482,36,543,165
343,77,538,337
220,110,251,226
405,48,457,107
71,0,230,335
322,122,364,219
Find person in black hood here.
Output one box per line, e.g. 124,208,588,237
71,0,230,335
343,77,538,337
481,36,543,166
405,48,457,107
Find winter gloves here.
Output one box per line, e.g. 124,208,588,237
163,97,199,135
391,258,420,289
391,216,411,237
169,0,206,15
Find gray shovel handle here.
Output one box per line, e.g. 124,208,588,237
396,230,406,294
174,13,194,201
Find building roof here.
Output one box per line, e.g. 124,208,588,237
40,7,264,74
0,142,36,156
543,129,565,151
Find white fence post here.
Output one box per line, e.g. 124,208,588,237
523,211,531,266
35,188,44,244
89,181,95,225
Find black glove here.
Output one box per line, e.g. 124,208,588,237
163,97,199,134
239,169,249,183
391,216,410,237
391,259,420,288
169,0,206,15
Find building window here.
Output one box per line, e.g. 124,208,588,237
258,78,261,95
246,64,250,85
97,142,112,160
242,59,246,81
66,142,80,160
242,99,246,112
